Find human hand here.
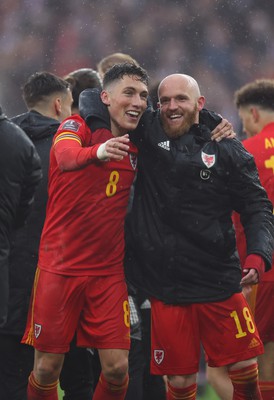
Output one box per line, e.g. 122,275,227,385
240,268,259,286
97,134,130,161
211,118,236,142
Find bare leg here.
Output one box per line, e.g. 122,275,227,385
92,348,129,400
33,349,64,384
258,342,274,381
206,365,233,400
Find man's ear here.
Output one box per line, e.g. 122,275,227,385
101,90,110,106
250,106,260,123
54,97,62,116
197,96,205,111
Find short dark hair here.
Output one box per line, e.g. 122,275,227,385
234,79,274,111
103,62,149,89
64,68,102,108
23,71,70,108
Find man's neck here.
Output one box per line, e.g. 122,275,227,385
31,106,58,121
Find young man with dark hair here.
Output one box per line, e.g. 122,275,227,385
22,63,149,400
22,71,72,110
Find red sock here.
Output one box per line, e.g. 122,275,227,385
259,381,274,400
167,381,197,400
229,363,262,400
27,371,59,399
93,372,129,400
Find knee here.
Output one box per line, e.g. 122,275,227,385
228,358,259,388
167,374,196,388
228,359,260,397
102,356,128,383
229,357,258,373
206,365,229,386
34,354,64,384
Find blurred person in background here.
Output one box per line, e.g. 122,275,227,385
1,0,274,125
64,68,102,115
97,52,139,81
0,105,42,395
207,79,274,400
22,63,149,400
0,71,96,400
0,105,42,328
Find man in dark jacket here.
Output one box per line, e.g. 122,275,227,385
0,106,41,327
79,72,274,400
0,71,96,400
129,74,274,400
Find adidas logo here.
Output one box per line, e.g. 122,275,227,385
248,337,260,349
158,141,170,151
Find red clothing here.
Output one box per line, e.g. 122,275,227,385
38,115,138,276
22,269,130,352
251,282,274,343
233,122,274,281
150,294,263,375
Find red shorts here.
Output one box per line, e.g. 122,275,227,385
151,294,263,375
251,282,274,343
22,268,130,353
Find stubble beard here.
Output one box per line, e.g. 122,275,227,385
162,105,198,139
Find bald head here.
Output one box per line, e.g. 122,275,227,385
157,73,205,139
158,74,201,101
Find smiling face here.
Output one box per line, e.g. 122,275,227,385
101,75,148,136
158,74,205,139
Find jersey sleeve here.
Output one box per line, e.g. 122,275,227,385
53,115,101,171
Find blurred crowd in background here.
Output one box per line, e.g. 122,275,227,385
0,0,273,136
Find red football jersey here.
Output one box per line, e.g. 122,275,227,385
38,115,138,276
233,122,274,281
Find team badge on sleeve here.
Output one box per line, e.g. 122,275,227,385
154,349,164,364
201,151,216,168
61,119,80,132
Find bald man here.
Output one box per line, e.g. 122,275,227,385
124,74,273,400
79,73,274,400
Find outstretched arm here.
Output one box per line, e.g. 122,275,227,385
54,134,130,171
